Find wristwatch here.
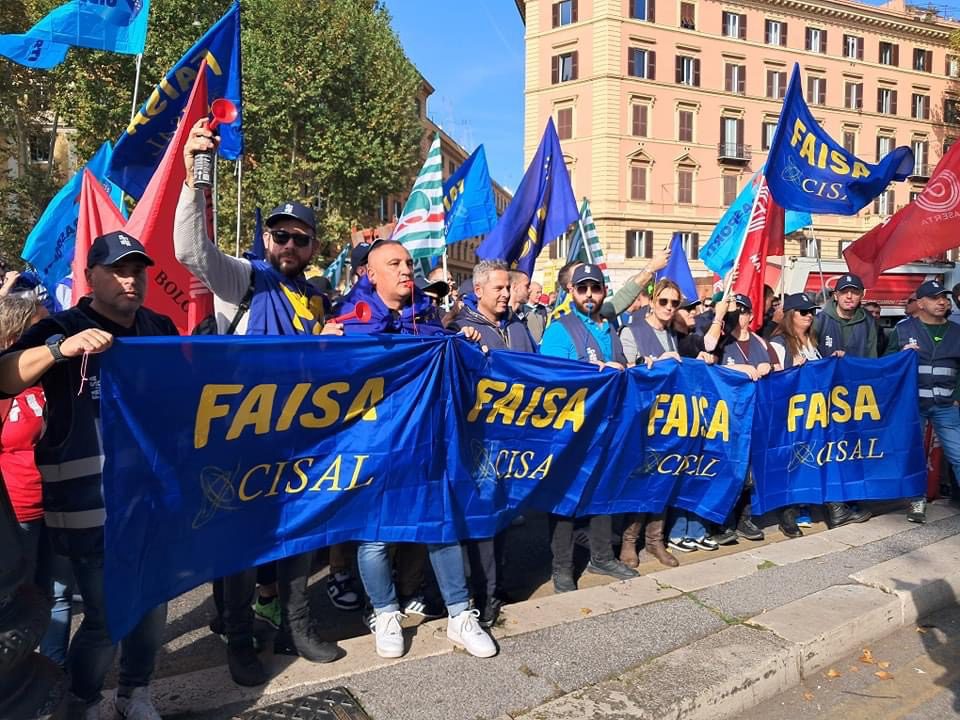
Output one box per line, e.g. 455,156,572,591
45,334,67,363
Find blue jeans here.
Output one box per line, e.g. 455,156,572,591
357,542,470,617
923,403,960,491
668,511,707,542
67,553,167,706
18,520,72,667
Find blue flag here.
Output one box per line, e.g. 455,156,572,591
21,141,126,294
656,233,698,301
475,118,578,275
443,145,498,244
766,64,914,215
243,207,264,260
109,2,242,199
701,171,811,277
0,0,150,68
323,244,349,290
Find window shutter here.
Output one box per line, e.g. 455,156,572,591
552,55,560,84
675,56,682,83
625,230,633,258
779,72,786,98
875,136,882,160
782,22,788,45
690,233,700,259
648,50,656,79
891,90,898,115
738,66,745,94
893,44,899,66
552,3,560,27
877,89,883,113
739,14,746,40
693,58,701,86
571,51,579,80
925,97,930,120
644,231,654,259
725,64,732,91
572,0,578,22
821,30,828,52
736,118,744,146
767,71,773,98
764,21,770,45
628,49,636,76
807,76,813,101
845,83,852,108
719,116,726,144
805,28,811,51
858,37,864,60
647,0,655,23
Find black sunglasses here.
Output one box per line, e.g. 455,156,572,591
269,229,313,248
657,298,680,308
797,308,816,316
575,282,604,294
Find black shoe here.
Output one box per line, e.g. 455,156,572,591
778,508,803,539
478,597,504,628
710,528,738,545
227,642,268,686
736,518,765,541
825,502,872,529
552,570,577,593
208,615,226,641
587,557,640,580
289,622,342,664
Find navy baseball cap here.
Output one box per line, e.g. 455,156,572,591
916,279,951,300
836,273,864,292
783,292,817,312
415,276,450,299
680,297,701,311
351,241,373,269
87,231,154,268
733,293,753,311
571,264,605,286
266,201,316,232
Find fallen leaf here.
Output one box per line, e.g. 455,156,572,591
860,648,876,664
826,668,842,679
874,670,894,681
916,625,931,634
878,661,891,669
849,666,861,673
580,608,592,616
803,691,815,701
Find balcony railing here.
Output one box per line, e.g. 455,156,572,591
717,142,752,162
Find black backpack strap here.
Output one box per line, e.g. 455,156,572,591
224,267,257,336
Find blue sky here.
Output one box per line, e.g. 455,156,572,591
384,1,526,192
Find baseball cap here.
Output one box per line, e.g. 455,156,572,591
351,241,373,269
835,273,864,292
571,264,605,286
87,231,154,268
916,279,951,300
265,201,316,232
783,292,817,312
733,293,753,312
680,297,701,311
414,276,450,299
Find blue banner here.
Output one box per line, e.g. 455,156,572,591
765,64,914,215
444,145,498,244
751,353,925,513
22,141,125,295
0,0,149,68
109,2,242,199
656,233,699,301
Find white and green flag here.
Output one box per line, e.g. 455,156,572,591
391,133,445,259
573,199,613,297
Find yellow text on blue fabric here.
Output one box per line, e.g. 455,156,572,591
646,395,730,442
790,119,870,178
467,379,586,431
786,385,881,433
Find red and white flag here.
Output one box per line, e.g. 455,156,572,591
72,170,126,304
844,144,960,287
732,175,784,331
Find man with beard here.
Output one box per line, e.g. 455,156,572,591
174,122,342,687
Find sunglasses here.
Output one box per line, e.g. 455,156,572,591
797,308,816,316
269,229,313,248
575,282,604,294
657,298,681,308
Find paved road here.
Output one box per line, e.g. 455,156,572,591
743,605,960,720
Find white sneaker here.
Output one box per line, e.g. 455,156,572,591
373,610,406,658
447,609,497,658
114,686,161,720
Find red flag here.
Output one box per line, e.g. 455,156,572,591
844,145,960,287
72,170,126,304
732,176,783,331
124,61,214,335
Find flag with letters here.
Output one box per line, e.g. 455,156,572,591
0,0,150,69
765,64,913,215
109,2,242,200
444,145,498,244
391,134,445,259
476,118,578,275
732,176,784,331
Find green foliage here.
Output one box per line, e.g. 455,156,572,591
0,0,423,263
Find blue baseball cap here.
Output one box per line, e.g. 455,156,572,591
87,231,154,268
916,280,950,300
783,292,817,312
733,293,753,311
571,264,605,286
266,201,316,232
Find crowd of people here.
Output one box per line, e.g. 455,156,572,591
3,121,960,720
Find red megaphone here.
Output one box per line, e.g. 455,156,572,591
208,98,238,131
332,301,371,324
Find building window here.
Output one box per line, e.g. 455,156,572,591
877,87,897,115
807,76,826,106
632,104,649,137
549,232,572,260
947,55,960,79
723,175,738,206
765,19,786,47
761,121,778,150
722,11,746,40
876,135,894,161
766,70,787,99
448,160,457,177
625,229,654,258
912,94,930,120
630,0,655,21
720,117,744,156
873,188,894,215
552,51,578,83
28,136,49,163
556,107,573,140
393,200,402,219
945,98,960,124
801,236,821,258
675,55,700,86
725,64,746,94
909,190,922,204
677,168,694,204
805,27,826,53
630,164,648,201
879,41,898,66
912,139,929,176
843,130,856,153
679,2,695,30
913,48,932,73
679,232,700,260
843,34,863,60
628,48,655,79
552,0,577,27
678,109,694,142
844,82,862,110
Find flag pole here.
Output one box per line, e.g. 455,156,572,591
129,54,143,123
807,224,828,300
725,174,765,295
441,247,451,310
234,159,242,257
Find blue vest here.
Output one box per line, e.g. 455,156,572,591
893,317,960,409
625,319,677,362
769,336,794,369
557,313,627,365
721,332,769,368
816,311,871,358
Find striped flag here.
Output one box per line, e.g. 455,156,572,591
391,134,445,259
576,199,613,298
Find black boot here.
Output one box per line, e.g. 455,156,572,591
825,502,872,529
778,507,803,539
736,502,764,541
288,619,341,663
226,640,268,686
